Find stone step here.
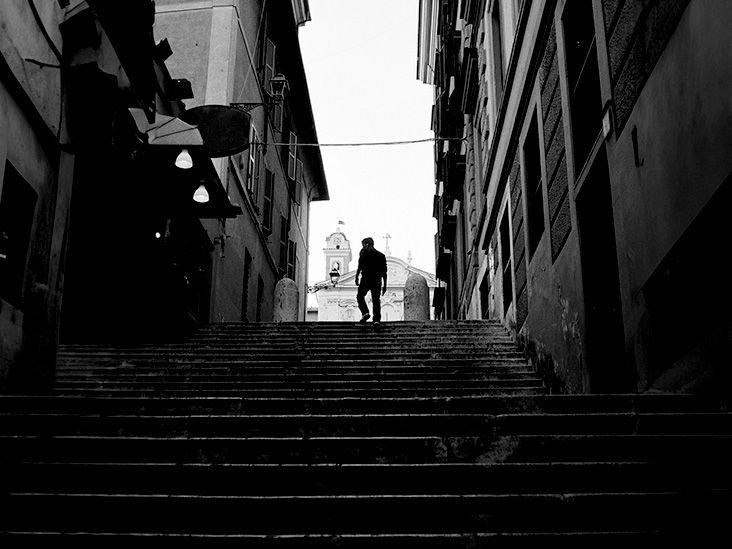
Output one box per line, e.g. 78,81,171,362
56,353,526,363
60,335,515,345
47,386,547,398
0,394,722,415
57,349,518,357
51,378,545,390
2,434,730,464
0,531,691,548
182,334,513,342
55,358,531,369
193,326,502,331
6,461,728,496
2,412,730,437
186,333,514,340
3,490,728,535
53,375,542,385
54,368,539,379
5,317,731,542
86,331,513,343
56,354,527,364
194,320,503,329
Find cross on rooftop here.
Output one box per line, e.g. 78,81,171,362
383,233,392,255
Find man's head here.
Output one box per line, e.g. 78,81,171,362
361,237,374,249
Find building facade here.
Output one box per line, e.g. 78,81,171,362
419,0,732,397
1,0,328,388
312,228,438,321
154,0,328,323
1,0,246,386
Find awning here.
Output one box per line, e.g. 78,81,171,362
128,108,203,147
86,0,157,122
126,109,241,219
178,105,251,158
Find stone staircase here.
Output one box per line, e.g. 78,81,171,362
0,320,730,546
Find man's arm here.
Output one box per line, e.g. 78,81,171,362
355,257,362,285
381,255,387,295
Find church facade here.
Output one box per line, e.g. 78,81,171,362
313,228,438,322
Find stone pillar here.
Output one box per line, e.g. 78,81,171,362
273,278,299,322
404,273,430,321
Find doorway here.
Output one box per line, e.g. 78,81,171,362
576,149,633,392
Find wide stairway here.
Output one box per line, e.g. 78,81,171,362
1,320,730,546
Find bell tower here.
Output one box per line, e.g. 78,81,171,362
324,226,352,278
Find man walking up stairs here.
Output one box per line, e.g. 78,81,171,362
1,320,729,546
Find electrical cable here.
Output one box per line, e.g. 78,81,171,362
260,137,466,147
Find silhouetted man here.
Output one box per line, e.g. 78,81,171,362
355,237,387,325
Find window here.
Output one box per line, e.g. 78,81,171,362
246,125,261,197
278,215,288,274
499,208,513,311
271,100,283,133
0,162,37,307
490,0,505,96
263,38,276,89
260,36,282,130
294,159,304,218
262,169,274,233
524,112,545,258
563,0,603,173
287,132,298,180
295,159,304,198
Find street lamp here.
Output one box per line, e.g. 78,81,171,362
230,74,289,114
308,267,341,293
329,267,341,285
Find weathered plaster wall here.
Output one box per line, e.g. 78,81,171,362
154,2,213,110
0,2,62,136
0,3,62,384
518,11,586,394
522,232,586,394
607,0,732,390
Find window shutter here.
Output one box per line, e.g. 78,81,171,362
240,249,252,322
247,125,259,194
263,170,274,232
287,240,297,280
296,159,304,189
265,38,276,88
294,160,303,218
288,132,297,180
272,103,283,132
279,215,288,272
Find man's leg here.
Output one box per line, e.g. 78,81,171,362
371,282,381,323
356,283,370,321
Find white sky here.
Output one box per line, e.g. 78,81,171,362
299,0,437,295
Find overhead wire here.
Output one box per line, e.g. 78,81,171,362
259,137,466,147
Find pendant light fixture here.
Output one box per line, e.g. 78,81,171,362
175,148,193,169
193,184,209,203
